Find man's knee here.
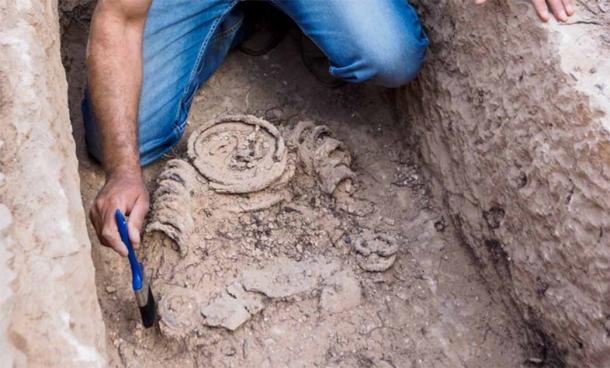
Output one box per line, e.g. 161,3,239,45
353,32,428,88
330,14,428,88
371,37,428,87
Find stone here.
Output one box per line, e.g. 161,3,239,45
226,282,265,315
241,257,339,298
0,1,106,366
199,259,349,332
199,282,265,332
400,2,610,366
201,293,252,331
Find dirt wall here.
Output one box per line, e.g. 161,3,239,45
399,2,610,367
0,1,106,367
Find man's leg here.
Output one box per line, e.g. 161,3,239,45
83,0,244,165
271,0,428,88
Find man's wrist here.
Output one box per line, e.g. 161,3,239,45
106,162,142,180
102,145,142,179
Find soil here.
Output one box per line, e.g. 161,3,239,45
62,12,536,368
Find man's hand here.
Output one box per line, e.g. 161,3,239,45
475,0,575,22
90,172,149,256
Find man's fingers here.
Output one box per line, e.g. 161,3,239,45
90,174,148,256
89,205,101,236
475,0,573,22
90,199,123,254
127,221,141,249
127,195,149,233
89,206,105,247
101,208,129,256
561,0,575,16
548,0,568,21
532,0,551,22
126,196,149,249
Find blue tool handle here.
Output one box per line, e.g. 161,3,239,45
115,209,143,290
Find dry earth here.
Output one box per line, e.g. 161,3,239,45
401,2,610,366
61,8,545,368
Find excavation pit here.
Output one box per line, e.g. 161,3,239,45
1,1,605,366
62,16,531,365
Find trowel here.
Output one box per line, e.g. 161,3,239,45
115,209,157,328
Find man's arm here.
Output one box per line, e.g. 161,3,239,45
87,0,151,256
475,0,574,22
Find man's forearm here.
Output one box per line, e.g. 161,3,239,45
87,1,149,176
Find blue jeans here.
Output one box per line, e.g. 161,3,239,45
83,0,428,165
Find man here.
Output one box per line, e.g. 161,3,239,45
85,0,574,256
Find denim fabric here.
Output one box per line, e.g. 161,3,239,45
83,0,428,165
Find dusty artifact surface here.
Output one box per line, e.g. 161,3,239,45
401,2,610,367
60,7,538,367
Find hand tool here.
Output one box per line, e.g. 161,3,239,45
115,209,156,328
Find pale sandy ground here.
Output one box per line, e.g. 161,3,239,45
62,17,538,368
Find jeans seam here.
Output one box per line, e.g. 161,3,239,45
171,0,240,131
211,17,244,41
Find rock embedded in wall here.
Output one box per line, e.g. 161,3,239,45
0,1,106,367
400,2,610,367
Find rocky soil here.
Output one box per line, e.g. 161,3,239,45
401,2,610,366
61,8,539,368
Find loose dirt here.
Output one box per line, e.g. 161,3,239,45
62,13,535,367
